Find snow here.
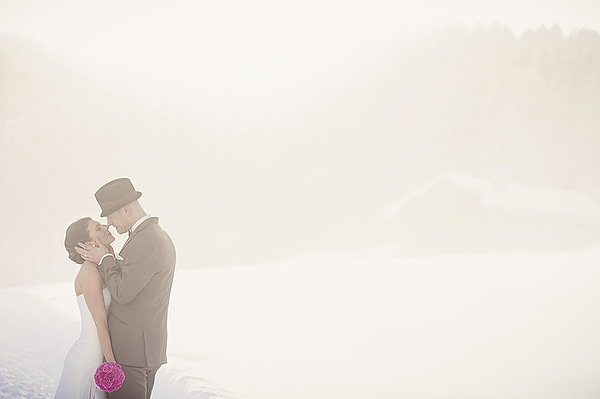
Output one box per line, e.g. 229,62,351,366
2,250,600,398
383,173,600,224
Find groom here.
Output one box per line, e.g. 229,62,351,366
76,177,176,399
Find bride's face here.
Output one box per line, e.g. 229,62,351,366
87,220,115,247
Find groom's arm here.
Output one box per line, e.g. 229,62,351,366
98,235,158,305
75,240,110,264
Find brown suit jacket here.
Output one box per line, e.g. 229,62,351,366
98,217,176,368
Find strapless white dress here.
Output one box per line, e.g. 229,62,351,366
54,287,111,399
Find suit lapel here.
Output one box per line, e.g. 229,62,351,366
118,217,158,256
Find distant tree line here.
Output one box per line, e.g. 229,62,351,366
1,23,599,286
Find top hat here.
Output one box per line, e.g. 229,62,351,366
95,178,142,217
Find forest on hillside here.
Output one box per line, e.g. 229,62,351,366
1,23,599,286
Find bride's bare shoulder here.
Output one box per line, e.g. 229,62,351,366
78,263,102,283
74,263,100,296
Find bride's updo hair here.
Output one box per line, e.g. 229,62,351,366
64,217,92,264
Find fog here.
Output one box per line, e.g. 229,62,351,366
1,0,600,288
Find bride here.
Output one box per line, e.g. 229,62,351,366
55,217,119,399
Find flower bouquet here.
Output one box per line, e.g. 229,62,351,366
94,362,125,392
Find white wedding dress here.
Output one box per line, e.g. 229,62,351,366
54,287,111,399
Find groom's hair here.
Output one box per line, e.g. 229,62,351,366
65,217,92,264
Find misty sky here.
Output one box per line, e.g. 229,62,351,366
1,0,600,288
1,0,599,97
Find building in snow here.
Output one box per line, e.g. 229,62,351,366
383,173,600,255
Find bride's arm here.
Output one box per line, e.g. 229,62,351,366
81,265,116,363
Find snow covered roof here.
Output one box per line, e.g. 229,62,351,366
383,173,600,225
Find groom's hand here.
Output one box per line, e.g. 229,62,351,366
75,239,108,265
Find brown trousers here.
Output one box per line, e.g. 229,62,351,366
108,365,161,399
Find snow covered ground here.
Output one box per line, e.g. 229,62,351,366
2,249,600,399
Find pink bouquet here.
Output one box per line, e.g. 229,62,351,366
94,362,125,392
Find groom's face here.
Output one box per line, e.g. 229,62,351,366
106,208,129,235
